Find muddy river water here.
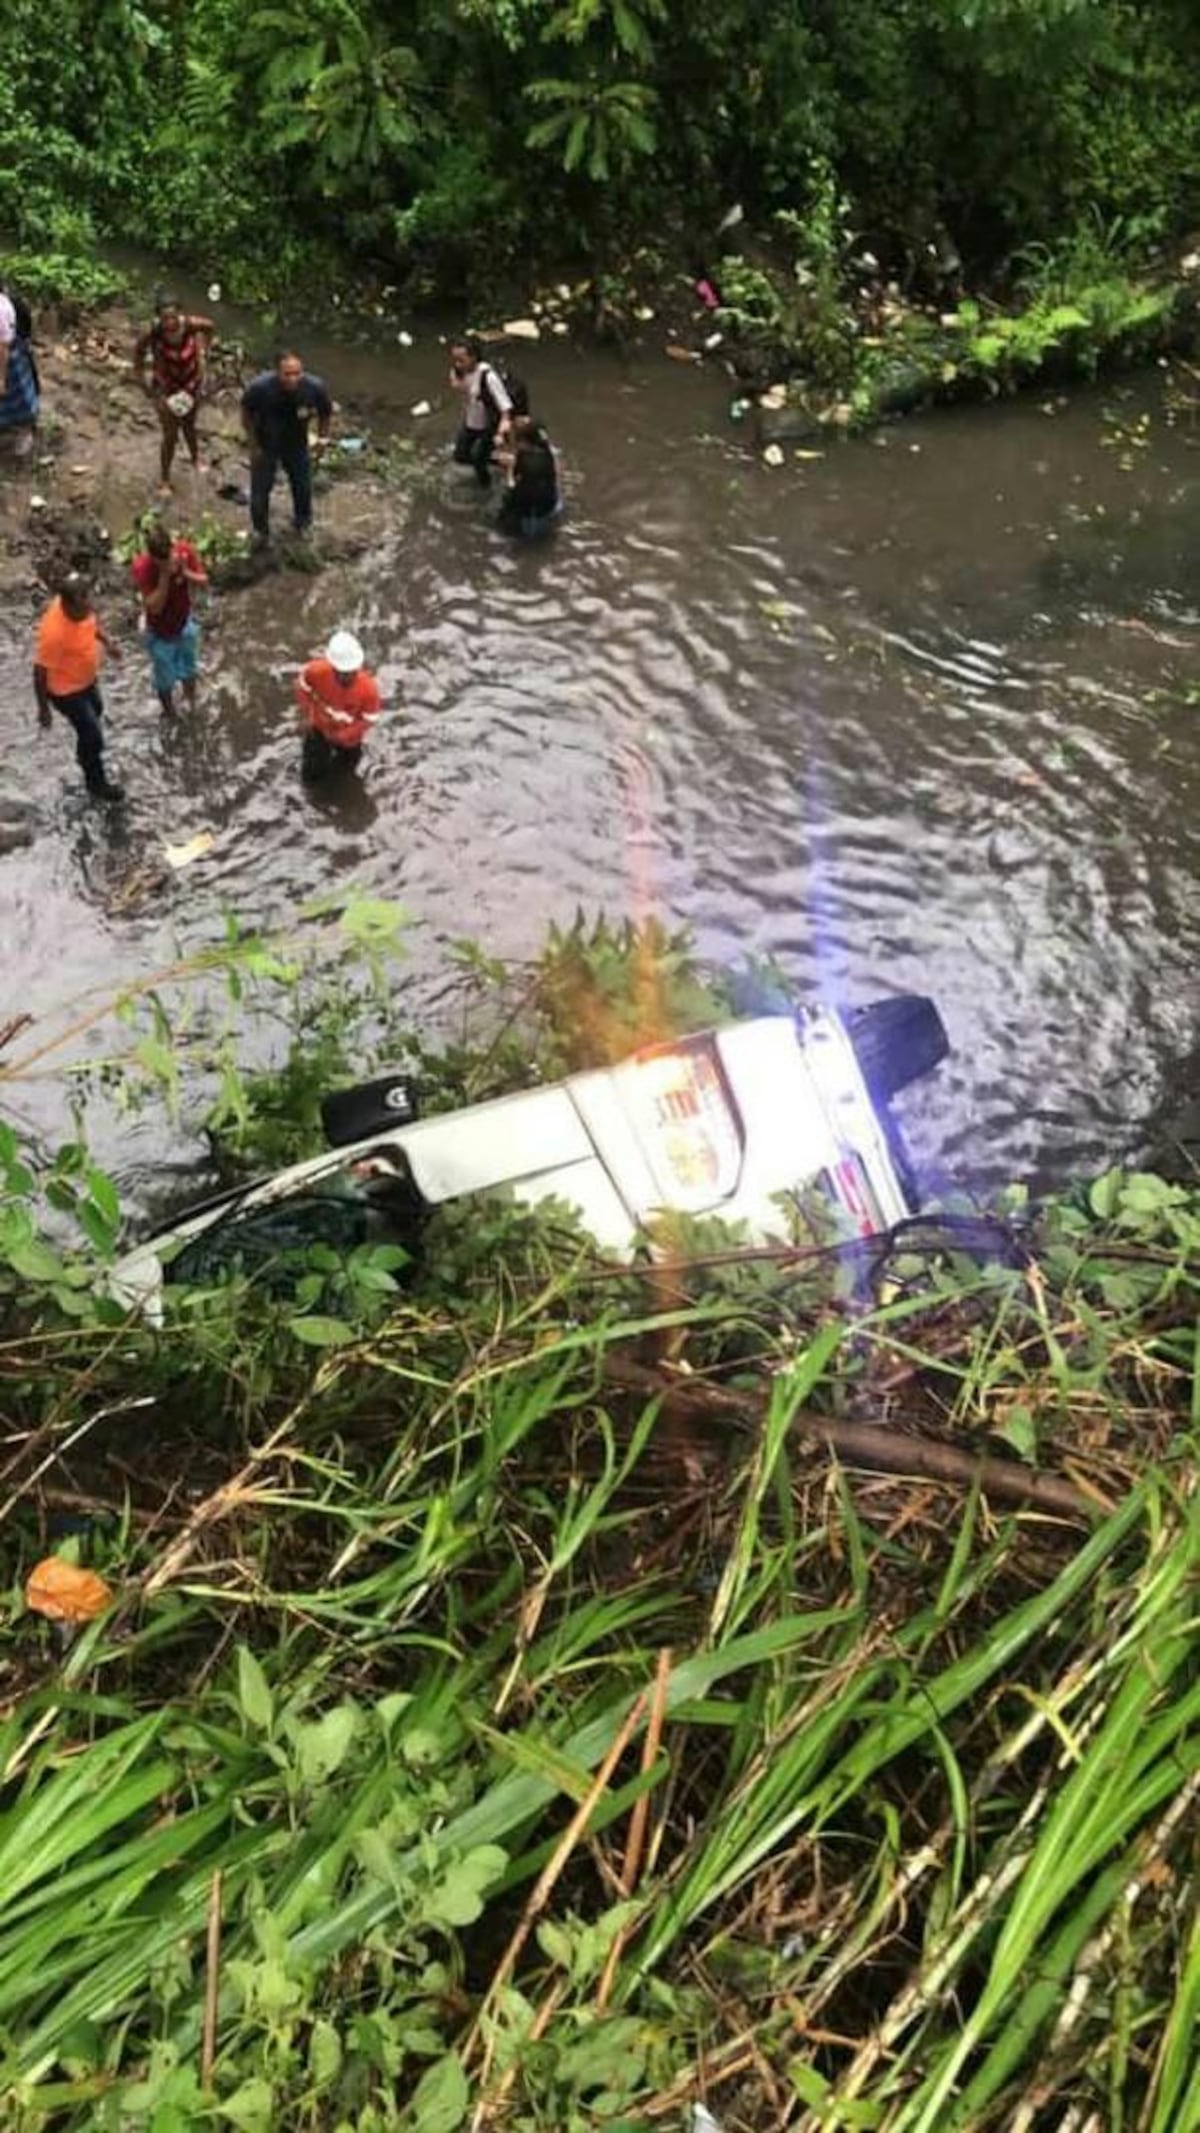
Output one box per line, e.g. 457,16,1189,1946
1,291,1198,1206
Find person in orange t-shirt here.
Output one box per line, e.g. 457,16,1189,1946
295,628,382,781
33,574,125,801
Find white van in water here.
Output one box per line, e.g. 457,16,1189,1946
108,997,948,1312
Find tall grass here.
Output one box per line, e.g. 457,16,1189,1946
0,1157,1194,2131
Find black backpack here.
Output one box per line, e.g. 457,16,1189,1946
481,361,529,421
9,289,33,341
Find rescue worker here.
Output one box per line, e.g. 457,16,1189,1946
295,628,381,780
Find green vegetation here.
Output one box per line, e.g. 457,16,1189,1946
1,908,1198,2127
3,0,1200,334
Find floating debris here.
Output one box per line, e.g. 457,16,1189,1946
164,831,216,870
410,400,432,419
762,444,785,468
503,318,541,341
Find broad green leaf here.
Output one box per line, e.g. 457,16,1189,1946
236,1648,273,1734
293,1704,359,1785
288,1314,354,1347
7,1239,68,1284
423,1844,508,1927
410,2052,468,2133
309,2018,342,2087
76,1199,116,1259
219,2077,274,2131
84,1167,120,1227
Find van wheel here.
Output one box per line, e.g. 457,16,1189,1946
321,1074,418,1149
846,996,949,1104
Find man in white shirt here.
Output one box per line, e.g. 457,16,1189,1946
449,335,513,488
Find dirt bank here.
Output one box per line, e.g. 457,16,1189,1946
0,305,399,624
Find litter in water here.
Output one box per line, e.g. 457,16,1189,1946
164,831,216,870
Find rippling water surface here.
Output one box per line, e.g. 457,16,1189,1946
2,304,1198,1201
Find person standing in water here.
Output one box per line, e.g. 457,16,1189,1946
130,520,208,715
295,630,382,780
449,336,514,487
241,350,333,544
33,574,125,802
133,296,215,495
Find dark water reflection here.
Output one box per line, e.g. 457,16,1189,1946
1,307,1198,1202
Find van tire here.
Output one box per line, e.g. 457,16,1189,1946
847,996,949,1104
321,1074,418,1149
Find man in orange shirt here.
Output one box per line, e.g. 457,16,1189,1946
295,629,382,781
33,574,125,801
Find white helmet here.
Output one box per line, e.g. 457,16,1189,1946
326,629,365,672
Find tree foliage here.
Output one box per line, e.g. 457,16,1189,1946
0,0,1198,295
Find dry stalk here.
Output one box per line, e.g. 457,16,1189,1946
0,1395,156,1526
640,2033,758,2119
595,1644,673,2010
466,1688,649,2115
470,1977,568,2131
201,1868,223,2090
139,1390,327,1597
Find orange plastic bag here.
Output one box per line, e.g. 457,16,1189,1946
25,1558,113,1624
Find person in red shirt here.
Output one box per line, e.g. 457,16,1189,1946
132,296,215,495
295,630,382,781
130,521,208,714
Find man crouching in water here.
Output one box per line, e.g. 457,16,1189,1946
295,629,382,781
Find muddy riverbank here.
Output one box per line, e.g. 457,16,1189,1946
1,291,1198,1208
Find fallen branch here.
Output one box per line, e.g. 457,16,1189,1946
604,1357,1093,1521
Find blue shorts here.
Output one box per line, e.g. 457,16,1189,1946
147,617,199,693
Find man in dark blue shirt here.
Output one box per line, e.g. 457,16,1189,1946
241,350,333,541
